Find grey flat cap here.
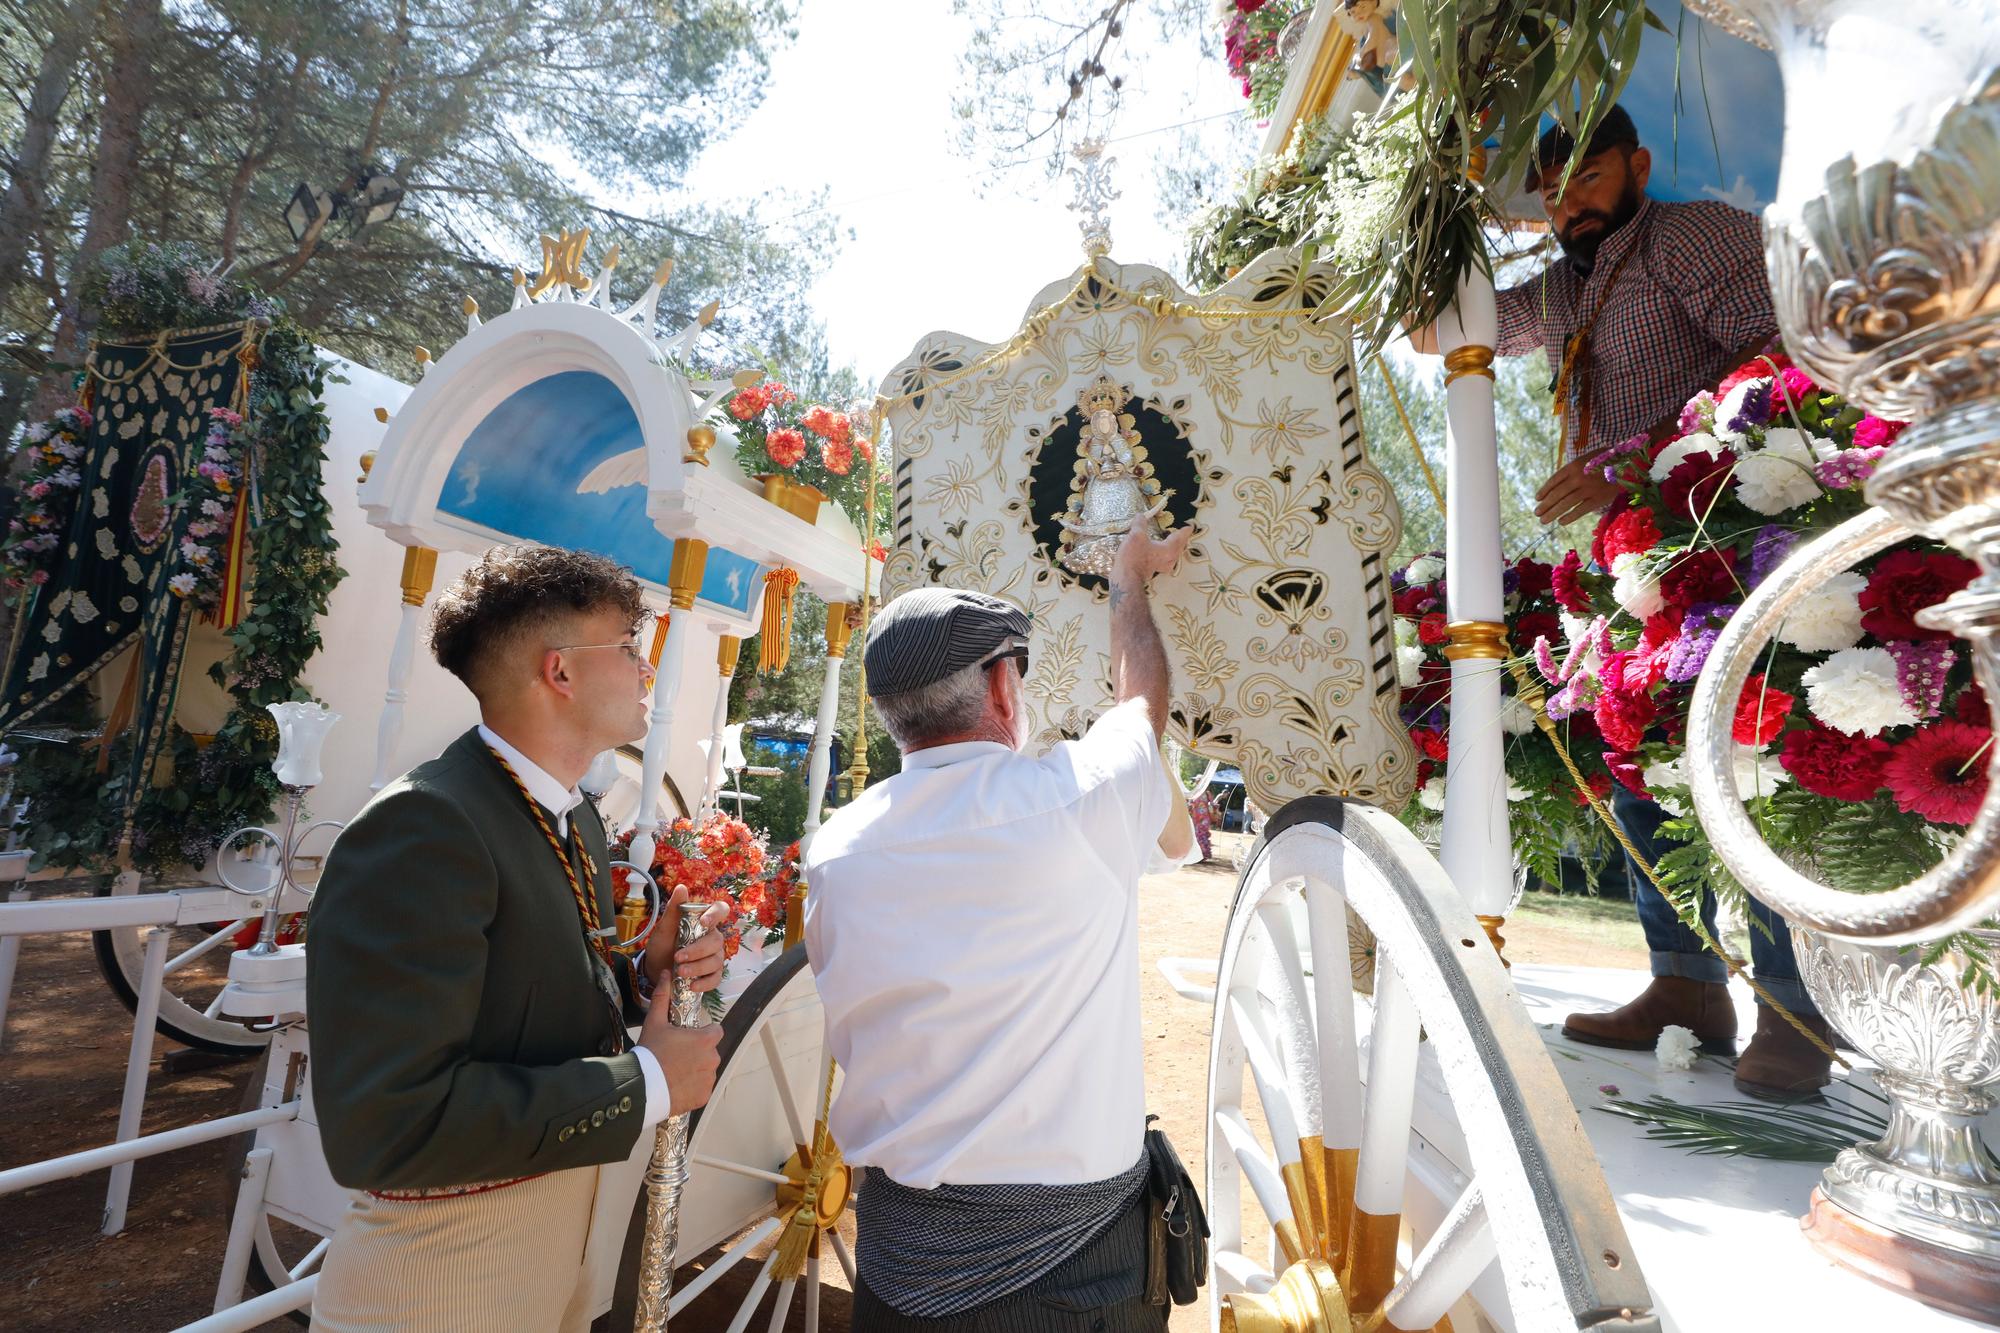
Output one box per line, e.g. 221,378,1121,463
864,587,1030,697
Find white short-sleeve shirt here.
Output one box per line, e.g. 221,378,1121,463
802,700,1171,1188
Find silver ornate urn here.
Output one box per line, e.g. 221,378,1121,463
1792,928,2000,1321
1677,0,2000,1309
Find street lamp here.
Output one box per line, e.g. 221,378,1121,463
280,165,404,246
282,182,335,245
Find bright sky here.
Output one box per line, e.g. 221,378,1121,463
680,1,1257,389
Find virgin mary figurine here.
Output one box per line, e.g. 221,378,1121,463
1058,377,1170,576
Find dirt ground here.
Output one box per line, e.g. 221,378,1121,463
0,837,1644,1331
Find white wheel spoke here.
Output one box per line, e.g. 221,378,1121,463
1305,883,1363,1145
1353,956,1420,1217
760,1024,812,1148
166,920,248,975
1381,1180,1496,1331
1213,1248,1275,1295
1215,1109,1291,1233
1255,899,1323,1138
722,1256,777,1333
828,1229,858,1286
287,1237,331,1281
764,1278,795,1332
805,1249,821,1333
668,1217,783,1315
1226,991,1302,1159
691,1153,792,1187
202,989,229,1019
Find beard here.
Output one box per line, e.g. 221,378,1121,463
1555,181,1644,271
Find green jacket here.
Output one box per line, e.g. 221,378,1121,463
306,727,647,1190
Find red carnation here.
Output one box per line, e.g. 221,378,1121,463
1851,416,1906,450
767,427,807,468
1779,721,1891,802
1590,494,1631,567
1956,683,1989,726
1598,506,1662,565
1418,612,1449,646
1627,611,1682,692
1567,771,1615,807
1514,558,1553,601
1860,548,1978,641
1659,451,1736,522
1604,751,1650,798
1414,727,1449,762
728,385,769,420
1733,674,1794,747
1393,585,1432,615
1551,550,1592,614
821,438,855,475
1883,721,1993,825
1513,611,1560,656
1658,545,1739,612
1717,349,1789,395
1773,366,1817,412
1595,686,1658,752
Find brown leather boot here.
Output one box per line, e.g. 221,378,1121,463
1562,976,1738,1053
1733,1005,1835,1099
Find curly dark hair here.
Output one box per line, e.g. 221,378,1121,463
430,544,647,697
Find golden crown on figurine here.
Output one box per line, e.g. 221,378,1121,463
1078,377,1124,416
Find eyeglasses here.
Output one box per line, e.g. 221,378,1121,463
554,641,657,679
980,646,1029,677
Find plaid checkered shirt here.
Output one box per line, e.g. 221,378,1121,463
1496,197,1778,459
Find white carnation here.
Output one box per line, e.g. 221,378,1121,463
1396,643,1425,688
1734,427,1823,515
1499,694,1537,735
1404,554,1445,584
1611,551,1664,618
1801,646,1919,736
1648,431,1729,481
1778,570,1866,652
1656,1024,1701,1071
1643,757,1690,816
1393,614,1418,648
1506,776,1530,803
1732,744,1790,799
1417,775,1447,811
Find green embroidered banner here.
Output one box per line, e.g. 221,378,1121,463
0,322,253,809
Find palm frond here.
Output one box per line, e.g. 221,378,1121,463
1597,1093,1888,1163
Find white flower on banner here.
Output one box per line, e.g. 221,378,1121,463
1801,645,1920,736
1649,431,1729,481
1778,570,1867,652
1611,551,1665,618
1417,776,1447,811
1656,1024,1701,1071
1734,427,1824,515
1397,643,1425,688
1404,554,1445,584
1499,694,1537,735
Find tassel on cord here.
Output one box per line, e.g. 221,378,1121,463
768,1176,819,1281
759,567,801,673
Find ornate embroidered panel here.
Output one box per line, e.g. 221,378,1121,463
879,253,1416,813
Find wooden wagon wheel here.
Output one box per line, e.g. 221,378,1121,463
1205,797,1658,1332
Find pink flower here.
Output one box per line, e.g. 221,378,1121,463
1772,366,1817,412
1851,416,1906,451
1883,721,1992,825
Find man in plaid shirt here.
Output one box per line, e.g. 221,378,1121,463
1415,106,1833,1097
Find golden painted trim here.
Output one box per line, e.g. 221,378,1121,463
716,633,742,677
1344,1207,1400,1313
1299,1134,1330,1259
784,884,806,950
356,450,377,485
1274,1218,1306,1268
1441,620,1509,662
647,613,670,668
1222,1258,1353,1333
684,424,715,467
1282,1159,1322,1260
1325,1144,1358,1269
1477,913,1510,968
398,546,438,608
823,601,854,659
1278,32,1358,156
667,538,708,610
1442,344,1496,386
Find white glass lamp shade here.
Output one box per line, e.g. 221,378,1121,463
267,702,340,788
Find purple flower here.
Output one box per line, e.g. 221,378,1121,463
1534,636,1561,685
1886,639,1956,719
1598,1083,1621,1096
1725,380,1774,435
1748,526,1800,586
1815,445,1888,491
1666,602,1734,683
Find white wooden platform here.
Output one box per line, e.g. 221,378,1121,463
1515,964,1998,1331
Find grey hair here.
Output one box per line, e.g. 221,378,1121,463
871,660,992,750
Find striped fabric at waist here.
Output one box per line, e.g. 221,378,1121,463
856,1153,1148,1318
366,1172,546,1202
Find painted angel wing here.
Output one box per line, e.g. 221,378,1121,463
576,447,648,494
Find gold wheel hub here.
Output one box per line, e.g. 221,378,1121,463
1221,1259,1353,1333
775,1136,852,1231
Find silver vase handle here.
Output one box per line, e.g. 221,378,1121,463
1687,506,2000,942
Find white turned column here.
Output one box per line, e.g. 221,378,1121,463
699,635,741,815
628,540,706,874
802,604,855,851
371,546,437,792
1434,268,1515,943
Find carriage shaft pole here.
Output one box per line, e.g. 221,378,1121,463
102,925,167,1234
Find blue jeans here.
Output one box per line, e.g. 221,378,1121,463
1612,786,1819,1018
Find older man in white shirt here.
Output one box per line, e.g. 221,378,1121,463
804,524,1191,1330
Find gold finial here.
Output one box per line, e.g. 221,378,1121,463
372,406,390,424
357,450,377,483
684,424,716,467
600,242,621,272
462,295,479,317
653,256,675,287
527,228,592,298
1467,144,1489,184
731,367,765,388
512,266,527,288
413,345,432,366
696,298,720,327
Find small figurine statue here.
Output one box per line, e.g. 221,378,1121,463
1058,378,1169,576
